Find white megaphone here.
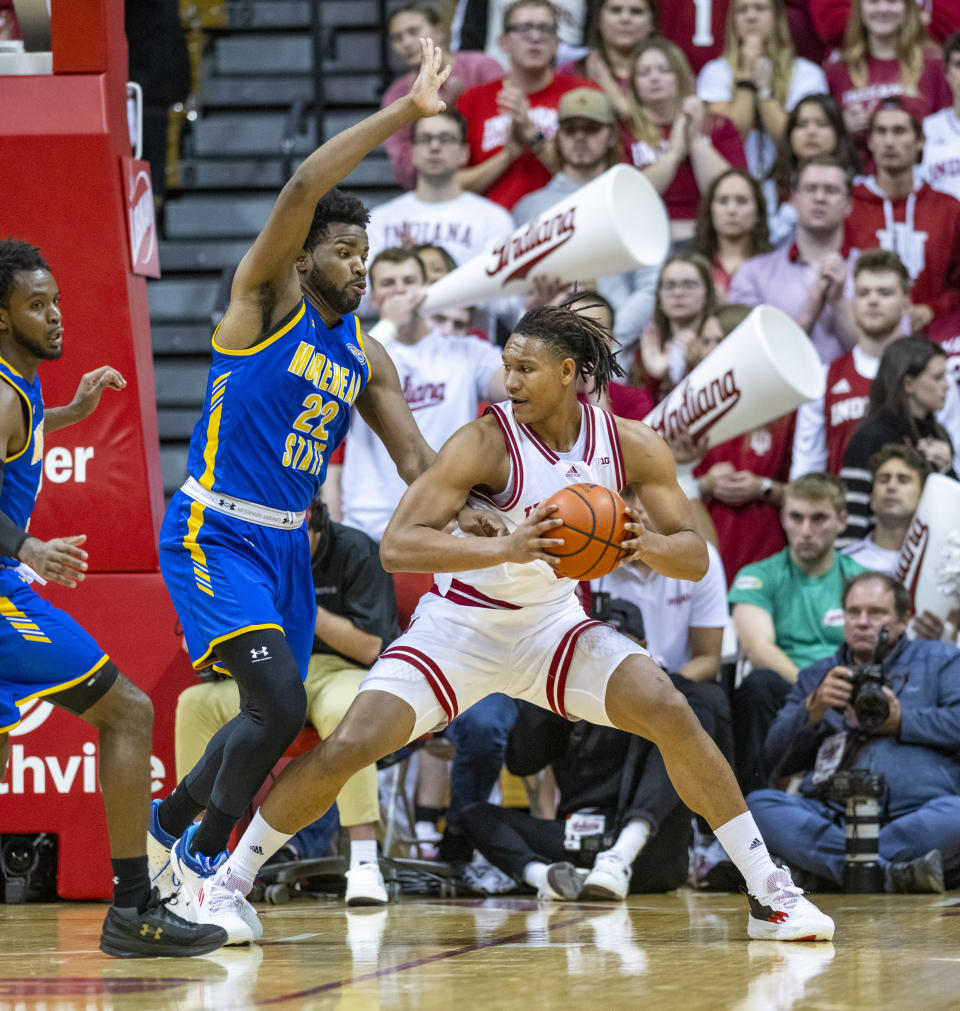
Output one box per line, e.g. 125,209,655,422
895,473,960,626
419,165,669,313
643,305,825,449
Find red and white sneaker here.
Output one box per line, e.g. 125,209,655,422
747,869,835,942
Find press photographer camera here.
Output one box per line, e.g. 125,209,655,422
749,572,960,894
846,626,892,732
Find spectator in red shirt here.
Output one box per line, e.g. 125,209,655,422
558,0,658,121
622,37,747,245
811,0,960,49
824,0,951,171
382,4,505,190
456,0,596,209
694,168,771,299
658,0,731,74
846,98,960,328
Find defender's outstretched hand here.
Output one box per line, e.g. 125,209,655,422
408,37,453,118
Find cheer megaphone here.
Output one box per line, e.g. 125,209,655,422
419,165,669,313
895,472,960,625
643,305,825,449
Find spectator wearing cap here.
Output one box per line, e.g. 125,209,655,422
456,0,598,210
846,99,960,333
460,596,733,901
512,87,654,322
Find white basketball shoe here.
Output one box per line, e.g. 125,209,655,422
170,824,263,946
747,868,835,941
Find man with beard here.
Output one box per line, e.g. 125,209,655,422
0,239,227,958
147,41,461,942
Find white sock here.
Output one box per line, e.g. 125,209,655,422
713,811,781,896
350,838,379,869
217,810,293,894
609,819,650,864
523,861,549,892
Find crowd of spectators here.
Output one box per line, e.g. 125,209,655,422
169,0,960,900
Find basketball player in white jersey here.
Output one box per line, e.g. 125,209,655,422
216,304,835,942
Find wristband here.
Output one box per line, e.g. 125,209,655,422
0,509,29,560
524,130,547,151
760,477,774,499
735,79,758,93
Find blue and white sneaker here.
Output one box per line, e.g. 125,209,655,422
147,799,179,900
170,824,262,946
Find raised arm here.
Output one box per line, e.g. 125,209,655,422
379,416,562,573
44,365,126,433
221,39,451,349
617,419,709,581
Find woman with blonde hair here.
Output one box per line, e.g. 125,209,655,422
696,0,827,207
825,0,950,169
558,0,658,121
622,37,746,245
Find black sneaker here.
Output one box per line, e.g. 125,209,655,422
885,849,945,894
99,887,228,958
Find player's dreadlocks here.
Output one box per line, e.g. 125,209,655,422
304,188,370,251
512,297,624,395
0,239,50,308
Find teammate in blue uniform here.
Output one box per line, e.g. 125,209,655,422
0,239,227,958
147,39,467,936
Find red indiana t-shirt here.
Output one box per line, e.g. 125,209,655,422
693,414,796,585
825,51,951,170
658,0,731,74
620,116,747,220
823,351,872,475
457,73,596,210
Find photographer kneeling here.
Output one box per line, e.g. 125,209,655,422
748,572,960,893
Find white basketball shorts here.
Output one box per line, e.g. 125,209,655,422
359,589,649,741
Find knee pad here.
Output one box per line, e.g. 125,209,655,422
216,628,307,744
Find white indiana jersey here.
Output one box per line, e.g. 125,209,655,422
341,330,503,540
435,400,627,609
921,108,960,203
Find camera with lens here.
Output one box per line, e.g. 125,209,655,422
0,833,57,903
848,626,892,732
825,769,886,892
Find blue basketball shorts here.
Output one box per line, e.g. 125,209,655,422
159,491,315,679
0,568,109,732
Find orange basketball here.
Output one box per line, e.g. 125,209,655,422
542,483,630,580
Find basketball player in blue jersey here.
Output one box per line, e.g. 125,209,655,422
0,239,228,958
220,305,836,944
147,39,487,938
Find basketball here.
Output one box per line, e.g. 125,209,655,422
542,483,630,580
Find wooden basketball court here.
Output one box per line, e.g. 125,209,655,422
1,891,958,1009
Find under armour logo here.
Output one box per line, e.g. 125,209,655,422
250,646,270,661
217,498,237,511
749,838,763,851
140,924,164,939
249,845,264,854
112,876,119,885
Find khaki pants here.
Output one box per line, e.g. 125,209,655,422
174,653,378,827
